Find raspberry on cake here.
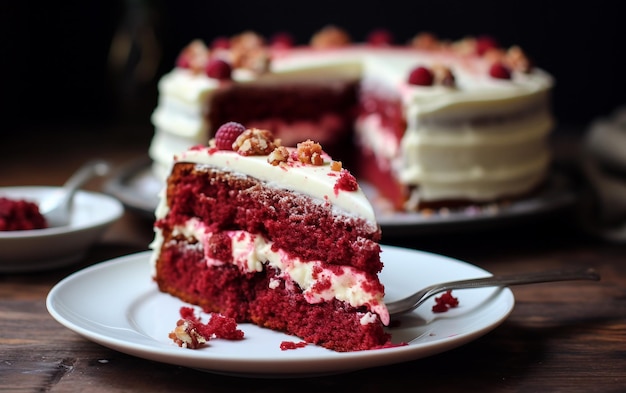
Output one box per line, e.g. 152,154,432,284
150,123,392,352
149,26,554,213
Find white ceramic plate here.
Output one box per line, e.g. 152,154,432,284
104,157,576,235
46,246,514,377
0,187,124,272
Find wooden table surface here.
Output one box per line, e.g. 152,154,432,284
1,128,625,392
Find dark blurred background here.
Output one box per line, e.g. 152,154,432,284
2,0,625,137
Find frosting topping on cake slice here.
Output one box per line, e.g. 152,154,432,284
171,144,377,224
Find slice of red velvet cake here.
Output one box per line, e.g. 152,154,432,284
150,122,391,352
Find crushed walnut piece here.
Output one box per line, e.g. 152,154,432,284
169,307,244,350
230,30,266,52
230,31,270,73
483,47,506,64
169,319,207,349
233,128,279,156
177,39,210,74
330,160,343,171
451,36,477,56
504,45,533,73
311,25,351,48
409,32,441,50
268,146,290,166
431,64,456,87
295,139,324,165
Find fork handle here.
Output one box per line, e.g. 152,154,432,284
390,267,600,316
432,267,600,294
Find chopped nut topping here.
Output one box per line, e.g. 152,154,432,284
311,25,351,48
233,128,278,156
268,146,290,165
451,37,477,56
230,31,270,73
296,139,325,165
431,64,456,87
231,31,265,50
505,45,533,73
409,32,441,50
177,40,210,73
169,319,207,349
483,47,506,64
330,161,343,171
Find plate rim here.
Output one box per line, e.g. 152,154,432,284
46,246,515,377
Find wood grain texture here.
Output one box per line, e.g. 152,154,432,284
1,131,625,392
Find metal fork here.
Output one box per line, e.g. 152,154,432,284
386,267,600,317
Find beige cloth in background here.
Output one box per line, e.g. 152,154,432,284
580,107,626,242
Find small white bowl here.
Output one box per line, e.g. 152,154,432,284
0,186,124,272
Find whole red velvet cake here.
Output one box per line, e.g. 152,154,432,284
150,26,555,212
150,123,392,352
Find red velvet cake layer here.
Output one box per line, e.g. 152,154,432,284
157,163,382,274
358,90,406,140
355,147,409,211
154,244,390,352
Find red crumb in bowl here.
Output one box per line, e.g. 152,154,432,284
169,306,244,349
432,290,459,313
0,197,48,231
280,341,308,350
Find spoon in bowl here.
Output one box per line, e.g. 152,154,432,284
39,159,111,227
386,267,600,317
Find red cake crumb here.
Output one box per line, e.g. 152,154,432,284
0,197,48,231
432,290,459,313
334,170,359,194
169,306,244,349
280,341,308,350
